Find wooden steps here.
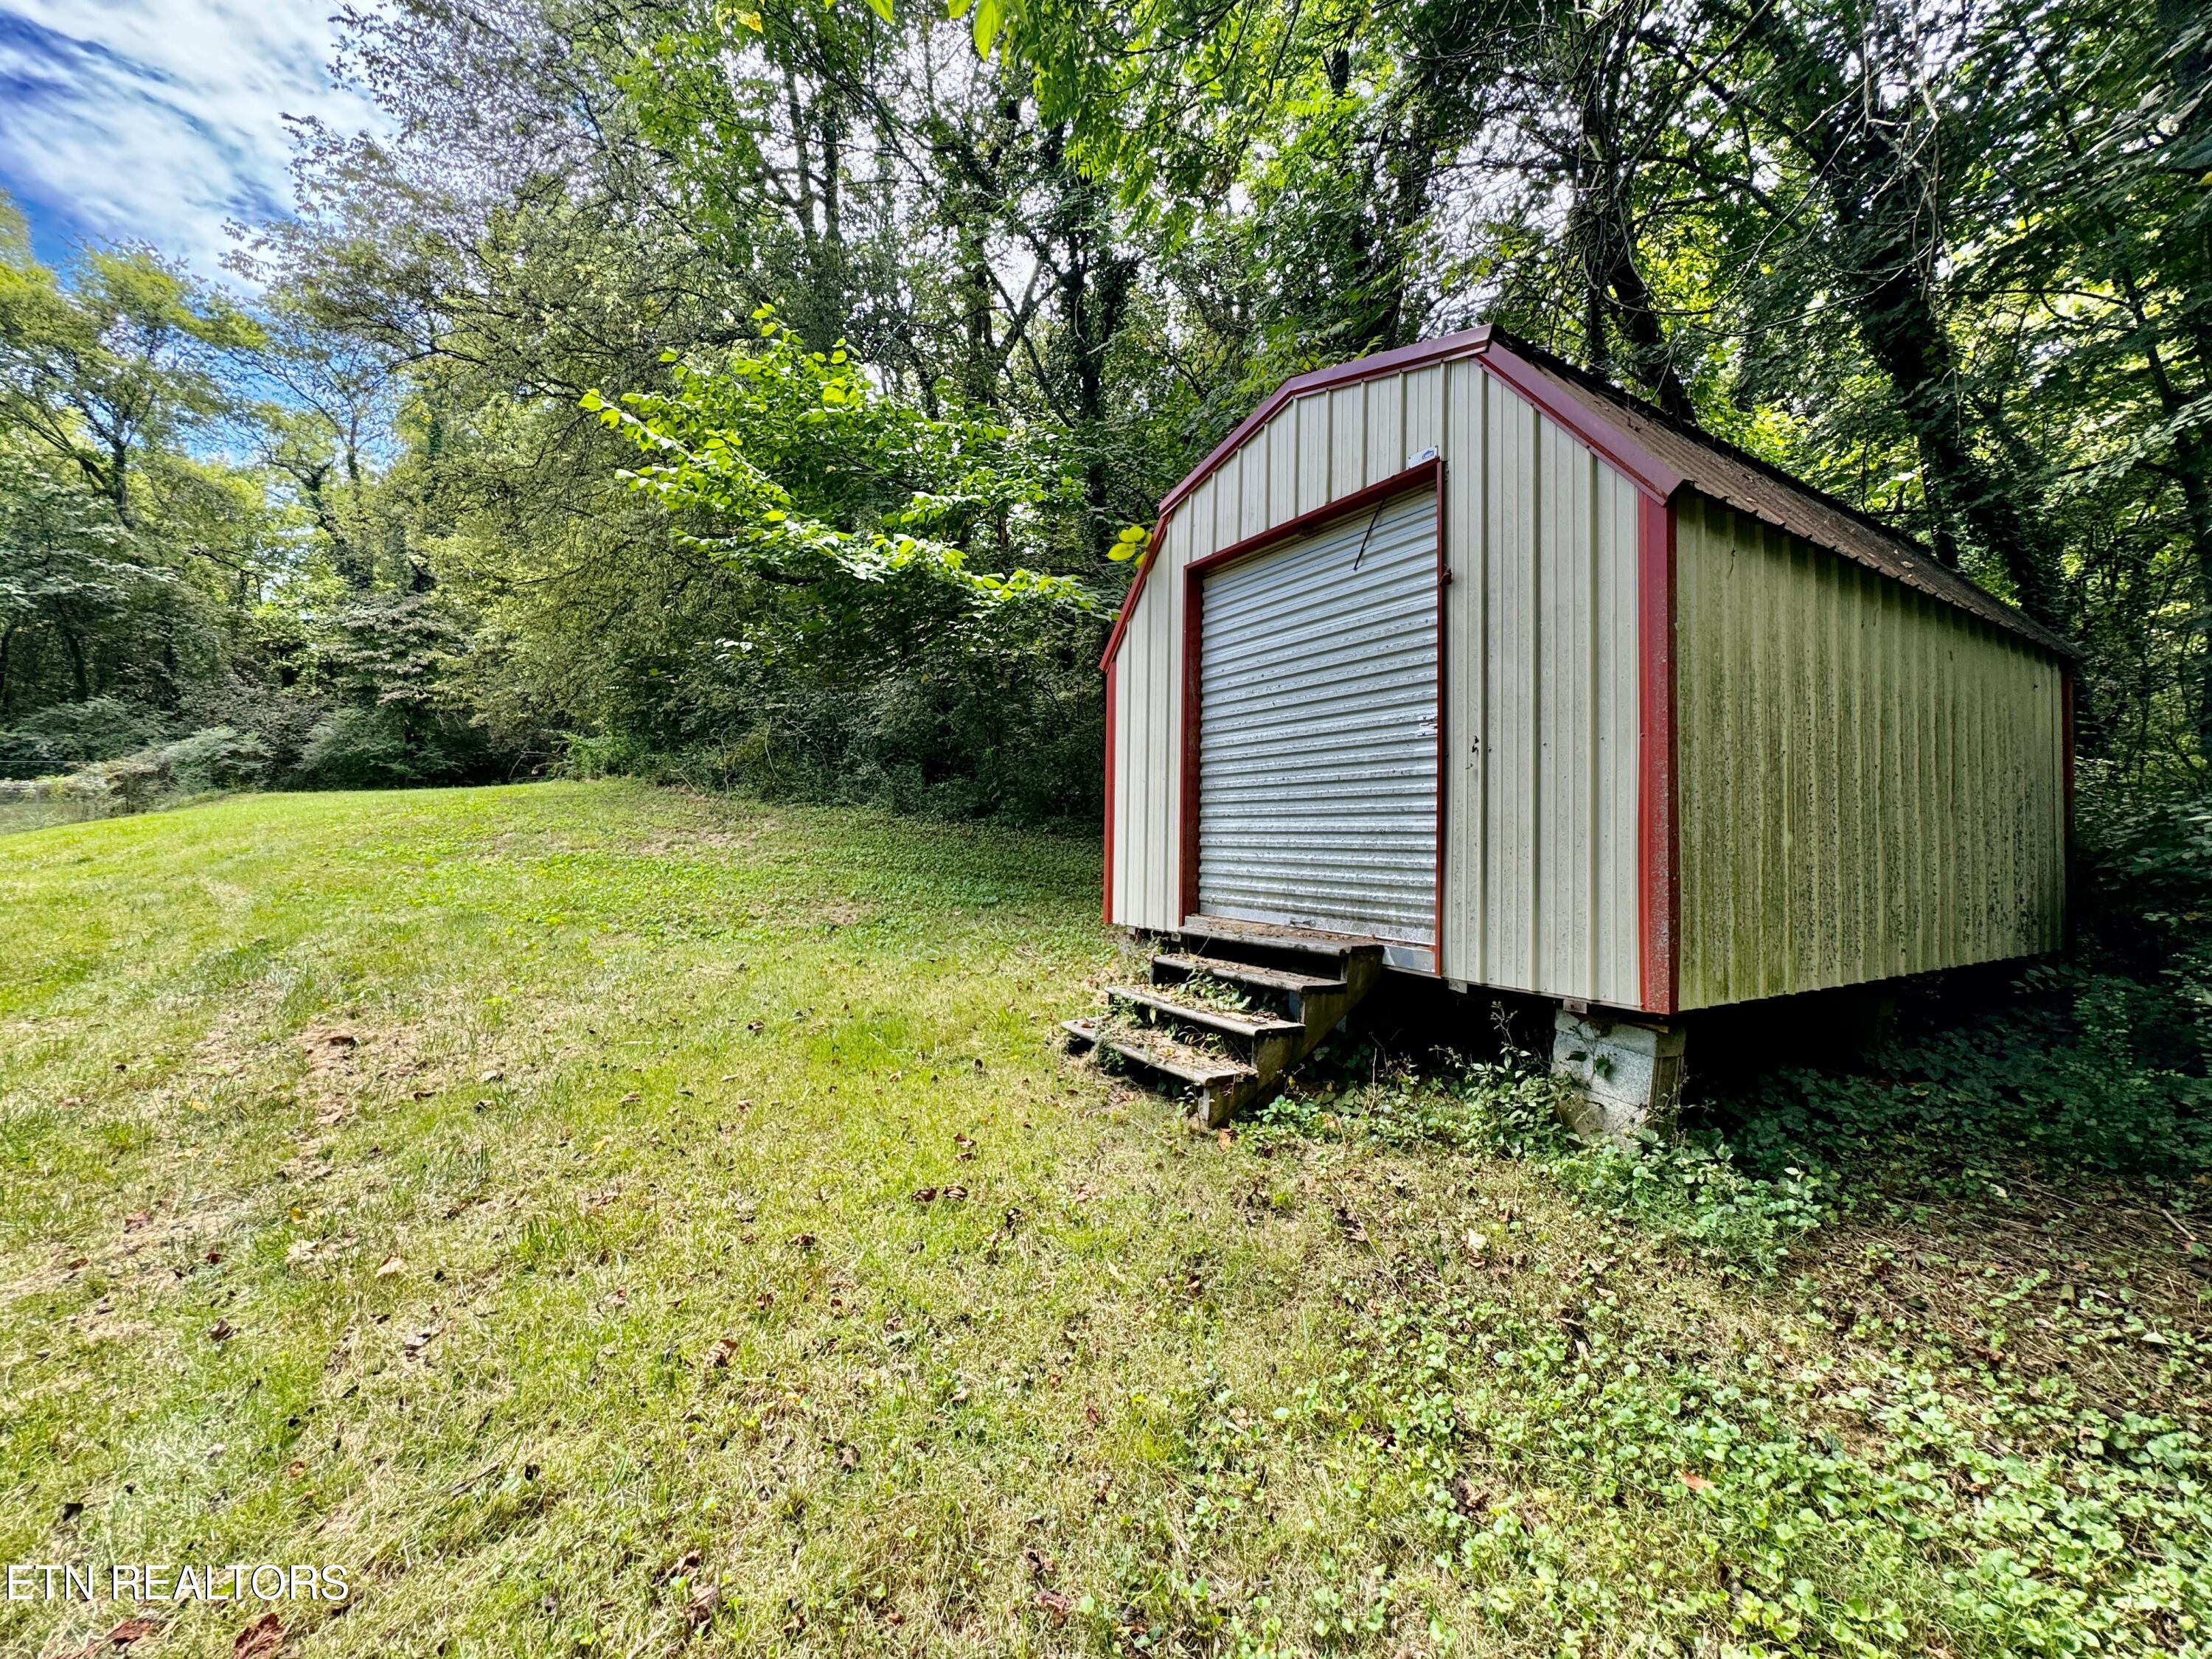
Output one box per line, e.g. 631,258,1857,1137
1150,954,1350,1006
1062,919,1388,1127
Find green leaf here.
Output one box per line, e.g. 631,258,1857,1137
971,0,1002,55
863,0,894,18
579,390,604,411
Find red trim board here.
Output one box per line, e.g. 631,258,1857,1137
1472,345,1687,500
1636,494,1680,1017
1182,460,1444,579
1176,462,1447,973
1102,655,1118,925
1161,333,1493,521
1102,330,1694,672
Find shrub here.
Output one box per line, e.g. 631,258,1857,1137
0,697,176,779
297,704,495,790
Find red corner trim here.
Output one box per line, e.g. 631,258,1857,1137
1636,495,1680,1016
1102,655,1118,925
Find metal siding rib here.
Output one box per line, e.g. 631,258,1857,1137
1674,495,2067,1006
1444,361,1484,984
1197,493,1440,942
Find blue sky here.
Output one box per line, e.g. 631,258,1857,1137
0,0,383,282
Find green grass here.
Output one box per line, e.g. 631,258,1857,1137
1,782,2205,1658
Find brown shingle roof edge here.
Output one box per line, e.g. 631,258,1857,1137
1481,329,2076,660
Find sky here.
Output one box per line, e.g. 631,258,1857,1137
0,0,383,282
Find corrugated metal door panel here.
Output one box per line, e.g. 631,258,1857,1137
1197,490,1439,942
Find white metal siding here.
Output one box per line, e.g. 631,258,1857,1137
1197,492,1439,942
1109,358,1643,1006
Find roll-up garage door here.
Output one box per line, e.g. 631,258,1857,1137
1195,489,1440,946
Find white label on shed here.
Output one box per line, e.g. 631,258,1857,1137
1195,489,1439,945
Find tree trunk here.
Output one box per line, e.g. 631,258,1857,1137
1753,13,2065,628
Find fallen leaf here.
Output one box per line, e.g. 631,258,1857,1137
911,1187,937,1204
286,1459,307,1478
59,1499,84,1525
1678,1469,1714,1492
206,1319,234,1342
940,1184,968,1201
1021,1545,1056,1579
480,1068,504,1082
123,1211,152,1231
103,1616,162,1648
233,1610,285,1658
685,1582,723,1627
375,1254,406,1278
1034,1590,1072,1619
791,1233,817,1250
837,1443,860,1470
1217,1127,1234,1149
619,1091,640,1104
1463,1229,1486,1260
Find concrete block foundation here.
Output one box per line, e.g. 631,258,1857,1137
1551,1010,1686,1140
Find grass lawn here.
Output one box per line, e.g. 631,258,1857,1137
1,782,2205,1658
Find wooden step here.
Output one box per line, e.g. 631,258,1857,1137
1176,914,1388,963
1062,1018,1255,1091
1152,953,1349,1000
1105,984,1304,1044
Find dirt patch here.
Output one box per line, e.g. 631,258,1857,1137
296,1023,439,1126
633,830,765,858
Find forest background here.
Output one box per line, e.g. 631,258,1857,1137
1,0,2207,822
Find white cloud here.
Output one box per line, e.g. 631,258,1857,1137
0,0,385,282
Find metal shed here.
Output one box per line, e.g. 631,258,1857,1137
1099,328,2072,1060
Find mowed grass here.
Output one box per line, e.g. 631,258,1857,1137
1,783,2205,1659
